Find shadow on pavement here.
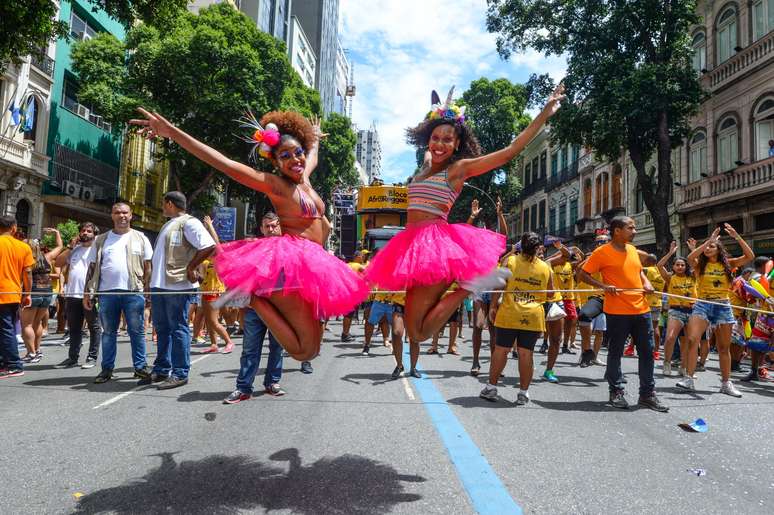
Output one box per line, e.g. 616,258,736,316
447,396,515,409
529,399,618,412
340,372,394,386
74,448,425,514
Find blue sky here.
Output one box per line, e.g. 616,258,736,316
339,0,566,184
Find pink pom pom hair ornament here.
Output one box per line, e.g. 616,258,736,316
238,111,284,161
426,86,466,124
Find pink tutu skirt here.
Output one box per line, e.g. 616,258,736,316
364,220,506,291
214,235,369,318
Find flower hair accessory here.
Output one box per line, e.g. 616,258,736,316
426,86,466,124
237,111,282,161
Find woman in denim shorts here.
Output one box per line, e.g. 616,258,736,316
656,241,696,376
678,224,754,396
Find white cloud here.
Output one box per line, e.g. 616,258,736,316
340,0,566,183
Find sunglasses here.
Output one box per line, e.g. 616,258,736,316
278,147,305,160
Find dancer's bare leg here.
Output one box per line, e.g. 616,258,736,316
405,283,468,342
250,294,321,361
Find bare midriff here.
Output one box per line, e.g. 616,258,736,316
276,215,329,246
407,210,446,225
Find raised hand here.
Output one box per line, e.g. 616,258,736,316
129,108,175,140
309,115,327,141
723,223,739,239
470,199,482,218
687,238,697,251
546,82,566,115
709,226,721,242
669,241,677,254
203,215,213,227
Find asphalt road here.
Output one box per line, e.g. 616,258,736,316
1,319,772,514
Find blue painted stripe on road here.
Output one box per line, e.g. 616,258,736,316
402,349,522,515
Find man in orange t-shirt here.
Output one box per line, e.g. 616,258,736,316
578,216,668,412
0,215,34,378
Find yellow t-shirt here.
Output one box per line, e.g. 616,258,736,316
644,267,666,309
200,259,224,293
667,274,696,308
391,292,406,306
347,261,365,273
552,261,575,301
494,254,551,332
576,271,602,305
697,262,730,301
372,286,390,303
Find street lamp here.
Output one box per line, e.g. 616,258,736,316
463,182,500,233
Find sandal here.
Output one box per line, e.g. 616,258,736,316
470,364,481,377
201,346,219,354
447,349,460,356
427,348,438,355
391,366,404,380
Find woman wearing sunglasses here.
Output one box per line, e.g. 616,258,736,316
130,109,369,362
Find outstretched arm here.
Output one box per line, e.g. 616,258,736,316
202,215,220,245
467,199,482,225
303,115,324,180
723,223,755,269
657,241,677,283
496,197,508,236
687,226,721,271
452,84,564,181
130,108,279,195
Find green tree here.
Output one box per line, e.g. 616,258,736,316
486,0,705,254
0,1,186,75
41,219,79,249
451,77,530,229
70,4,321,208
314,113,359,207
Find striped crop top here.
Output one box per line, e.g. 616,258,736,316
407,169,459,218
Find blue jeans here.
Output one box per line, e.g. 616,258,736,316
151,288,194,379
236,308,283,394
0,303,22,370
605,312,655,396
98,292,147,371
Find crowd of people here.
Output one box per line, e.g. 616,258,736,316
2,84,772,412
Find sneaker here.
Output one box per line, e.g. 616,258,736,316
157,376,188,390
223,389,251,404
653,350,661,360
341,334,354,342
0,368,24,378
193,337,206,345
638,393,669,412
579,349,594,368
301,361,313,374
138,372,168,386
679,366,687,377
538,341,548,354
741,370,759,382
460,267,512,296
730,360,743,373
222,343,235,354
29,353,42,363
409,368,421,379
81,358,97,369
21,353,35,363
542,369,558,383
94,369,113,384
133,367,151,380
265,383,286,396
720,380,742,398
676,377,695,391
391,366,404,380
361,347,370,356
609,390,629,409
592,357,607,366
623,344,635,357
695,362,706,372
663,361,672,376
515,391,530,405
55,358,78,369
561,346,576,355
479,384,498,402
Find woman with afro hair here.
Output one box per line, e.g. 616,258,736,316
365,85,564,379
130,108,369,362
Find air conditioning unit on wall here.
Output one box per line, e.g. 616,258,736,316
76,104,89,119
80,187,95,202
62,180,81,198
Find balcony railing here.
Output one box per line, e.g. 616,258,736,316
707,30,774,91
48,144,119,205
678,157,774,213
30,50,55,77
0,135,49,176
520,175,546,199
546,159,580,191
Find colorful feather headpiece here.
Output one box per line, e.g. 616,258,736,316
237,111,282,161
426,86,466,124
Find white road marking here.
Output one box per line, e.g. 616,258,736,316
92,354,211,409
401,376,415,400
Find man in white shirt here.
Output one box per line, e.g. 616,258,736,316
84,203,153,384
54,222,102,369
147,191,215,390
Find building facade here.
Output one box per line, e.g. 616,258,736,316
0,19,56,239
676,0,774,257
291,0,340,115
334,40,351,116
356,124,382,183
288,15,317,88
42,0,125,230
119,134,170,237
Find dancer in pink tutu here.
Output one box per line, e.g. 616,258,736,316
130,109,369,361
366,85,564,378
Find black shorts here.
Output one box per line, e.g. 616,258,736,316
392,304,404,314
447,308,461,324
495,327,541,351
